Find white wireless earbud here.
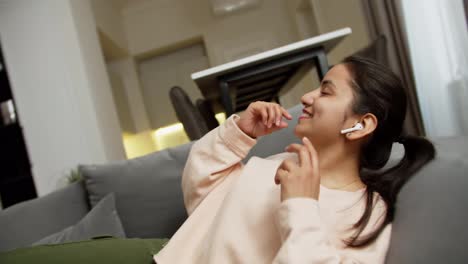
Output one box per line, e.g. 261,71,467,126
340,123,364,134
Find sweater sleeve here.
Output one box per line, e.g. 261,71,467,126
182,114,257,215
272,198,392,264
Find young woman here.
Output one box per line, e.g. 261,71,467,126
153,56,435,263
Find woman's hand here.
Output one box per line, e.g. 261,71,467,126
275,137,320,201
236,101,292,138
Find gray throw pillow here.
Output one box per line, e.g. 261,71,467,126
33,193,125,246
80,142,193,239
0,181,89,252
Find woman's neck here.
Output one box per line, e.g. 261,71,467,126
316,143,366,191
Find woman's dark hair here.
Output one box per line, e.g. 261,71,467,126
341,55,435,247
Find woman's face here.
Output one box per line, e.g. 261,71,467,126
294,63,359,145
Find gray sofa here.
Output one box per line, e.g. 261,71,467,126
1,104,467,263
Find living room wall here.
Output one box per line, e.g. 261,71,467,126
119,0,371,116
0,0,126,196
90,0,129,53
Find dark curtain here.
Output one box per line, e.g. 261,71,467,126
361,0,425,136
464,0,468,28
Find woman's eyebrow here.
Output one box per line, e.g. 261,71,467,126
321,79,337,90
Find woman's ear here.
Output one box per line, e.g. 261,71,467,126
345,113,378,141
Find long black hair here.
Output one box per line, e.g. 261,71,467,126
342,56,435,247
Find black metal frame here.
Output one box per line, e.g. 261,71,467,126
217,46,329,116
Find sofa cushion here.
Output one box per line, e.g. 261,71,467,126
80,142,193,239
385,156,468,263
0,237,168,264
33,193,125,246
0,181,89,252
431,136,468,163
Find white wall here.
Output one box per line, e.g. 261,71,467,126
308,0,371,65
69,0,126,161
138,43,210,128
121,0,305,113
90,0,128,52
108,70,135,133
122,0,298,64
0,0,125,195
107,58,152,132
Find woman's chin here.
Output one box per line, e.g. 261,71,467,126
294,123,306,138
294,120,316,139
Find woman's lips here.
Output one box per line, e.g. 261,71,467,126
299,109,313,120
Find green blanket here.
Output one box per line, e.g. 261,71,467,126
0,237,169,264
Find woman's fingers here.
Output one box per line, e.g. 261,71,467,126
275,105,289,128
280,159,296,172
240,101,289,138
274,168,288,185
267,104,276,128
278,138,321,201
270,104,290,128
281,106,293,120
302,137,319,175
274,105,282,126
253,102,290,129
276,105,292,126
285,143,312,168
259,105,268,126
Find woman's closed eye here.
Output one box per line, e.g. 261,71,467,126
320,87,331,96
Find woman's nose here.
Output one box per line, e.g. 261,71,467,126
301,91,315,106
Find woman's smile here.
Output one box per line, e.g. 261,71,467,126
298,108,313,120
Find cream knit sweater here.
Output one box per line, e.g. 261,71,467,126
154,115,391,264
